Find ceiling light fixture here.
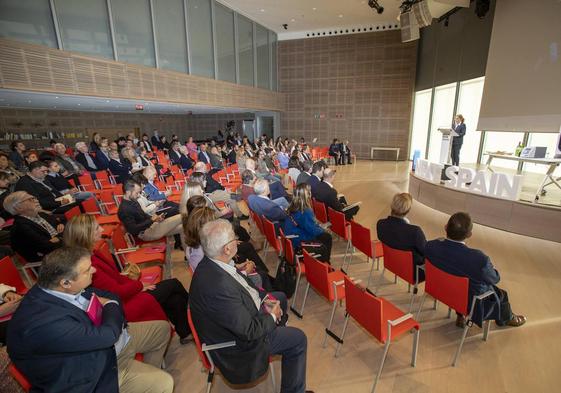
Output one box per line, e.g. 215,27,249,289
368,0,384,14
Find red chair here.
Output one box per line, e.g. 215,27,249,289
109,226,166,270
312,199,328,224
347,220,384,286
327,207,351,267
373,243,423,311
295,250,348,347
8,363,31,392
335,276,420,393
416,259,494,366
99,190,119,215
63,205,81,221
0,256,29,293
249,209,267,249
14,253,41,286
261,217,283,265
187,308,276,393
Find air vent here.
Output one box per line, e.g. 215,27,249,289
284,23,400,40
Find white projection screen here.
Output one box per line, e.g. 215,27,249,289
478,0,561,132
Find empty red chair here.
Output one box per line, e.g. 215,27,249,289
14,253,41,286
312,199,328,224
249,209,267,249
347,220,384,286
0,256,28,294
373,243,423,311
187,308,276,393
63,205,81,221
77,173,95,190
8,363,31,392
328,207,351,266
99,189,119,215
295,250,347,347
109,226,166,270
416,259,494,366
336,276,420,393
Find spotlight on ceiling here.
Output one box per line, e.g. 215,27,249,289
368,0,384,14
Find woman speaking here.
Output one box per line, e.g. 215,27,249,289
451,114,466,166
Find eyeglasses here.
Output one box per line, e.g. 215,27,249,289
21,196,38,203
220,236,239,249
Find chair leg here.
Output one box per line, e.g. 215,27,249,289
206,371,214,393
376,256,380,271
366,257,376,288
408,283,411,293
342,240,351,268
452,324,471,366
393,274,397,284
372,268,385,294
408,291,416,313
297,283,310,318
290,269,302,310
415,293,427,321
411,329,420,367
483,320,491,341
447,307,452,318
323,299,339,348
371,339,391,393
269,362,276,392
335,314,350,358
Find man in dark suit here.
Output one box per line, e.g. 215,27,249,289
314,168,359,221
15,161,78,214
75,141,100,173
339,140,352,165
307,160,327,198
328,139,342,165
95,138,111,170
377,193,426,282
168,142,182,165
7,247,174,393
451,114,466,166
4,191,64,262
151,130,163,149
108,150,132,184
198,143,211,164
425,212,526,328
139,133,153,152
189,219,310,393
296,161,312,186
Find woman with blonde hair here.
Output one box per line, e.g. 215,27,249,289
64,214,193,344
282,183,332,262
121,147,143,173
179,181,205,215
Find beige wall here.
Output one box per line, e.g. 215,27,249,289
278,31,417,159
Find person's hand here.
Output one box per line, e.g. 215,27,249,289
97,296,113,306
151,213,164,222
56,223,65,233
49,236,60,243
142,284,156,292
156,200,165,207
269,301,282,321
0,299,22,315
3,291,22,302
244,260,256,274
70,187,80,194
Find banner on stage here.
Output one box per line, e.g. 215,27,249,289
415,159,522,201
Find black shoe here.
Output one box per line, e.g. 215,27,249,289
238,214,249,220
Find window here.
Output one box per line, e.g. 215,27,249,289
523,133,561,174
270,31,277,91
409,89,432,159
0,0,57,48
256,24,269,89
455,77,485,164
187,0,214,78
427,83,457,163
153,0,188,73
111,0,156,67
54,0,114,59
237,15,254,86
214,2,235,83
481,132,525,170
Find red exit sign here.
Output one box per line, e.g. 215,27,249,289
135,104,144,111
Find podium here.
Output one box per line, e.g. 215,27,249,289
437,128,459,164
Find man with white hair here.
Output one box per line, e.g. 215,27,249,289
247,179,288,223
245,158,289,201
75,141,99,173
53,143,84,176
189,219,310,393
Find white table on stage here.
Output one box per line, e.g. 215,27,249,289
483,152,561,202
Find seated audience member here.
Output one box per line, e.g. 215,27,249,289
377,193,426,282
425,212,526,328
168,142,182,165
132,171,179,217
0,171,15,219
198,143,211,164
209,146,224,169
118,180,183,242
142,166,170,202
0,152,24,180
7,247,174,393
185,136,198,155
151,130,163,149
329,138,342,165
159,135,170,151
139,133,153,152
248,179,288,223
15,161,76,214
301,144,312,162
315,168,359,221
179,181,205,215
4,191,64,262
307,160,328,198
277,145,290,169
296,160,312,186
340,140,352,165
23,151,39,168
45,160,93,202
9,141,27,172
137,146,155,168
95,137,112,170
121,147,144,174
226,144,238,164
177,145,194,171
75,141,99,173
53,143,84,176
287,156,302,184
0,283,22,344
64,215,192,343
246,158,289,199
108,149,132,184
283,183,332,262
189,219,309,391
240,169,257,202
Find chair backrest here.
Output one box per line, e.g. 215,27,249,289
381,243,415,285
350,220,372,258
0,256,28,293
425,259,469,315
261,217,282,255
82,197,101,214
99,189,115,204
187,308,212,371
279,230,296,266
78,173,94,186
302,250,335,301
249,209,264,236
312,199,328,223
328,207,348,240
344,276,385,343
111,226,130,251
8,363,31,392
63,205,81,221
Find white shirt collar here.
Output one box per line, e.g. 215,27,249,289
324,180,333,188
446,238,466,245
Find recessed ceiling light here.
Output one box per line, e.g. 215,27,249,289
27,100,31,103
291,18,295,22
312,7,317,11
260,8,265,12
106,100,110,103
338,14,343,18
55,96,59,99
77,103,81,106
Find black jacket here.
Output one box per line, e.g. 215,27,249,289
205,170,225,193
10,213,63,262
189,257,276,384
75,152,99,172
314,181,343,213
15,175,63,211
108,159,131,184
46,173,72,192
117,198,153,236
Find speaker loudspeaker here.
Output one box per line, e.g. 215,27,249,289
412,1,432,27
400,12,420,43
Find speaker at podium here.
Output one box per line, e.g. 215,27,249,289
437,128,459,164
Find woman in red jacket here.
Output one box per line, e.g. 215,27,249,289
64,214,192,344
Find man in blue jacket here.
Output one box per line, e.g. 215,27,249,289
425,212,526,328
7,247,173,393
248,179,288,224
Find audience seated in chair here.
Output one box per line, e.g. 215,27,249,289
6,247,174,393
64,214,193,344
4,191,64,262
108,149,132,184
296,160,312,186
45,160,94,202
377,193,426,282
425,212,526,328
247,179,289,224
53,143,84,176
75,141,100,173
314,168,359,221
307,160,328,198
189,219,311,392
118,180,183,242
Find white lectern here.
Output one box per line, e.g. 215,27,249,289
437,128,459,164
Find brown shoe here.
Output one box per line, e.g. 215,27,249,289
455,315,466,328
506,314,527,327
